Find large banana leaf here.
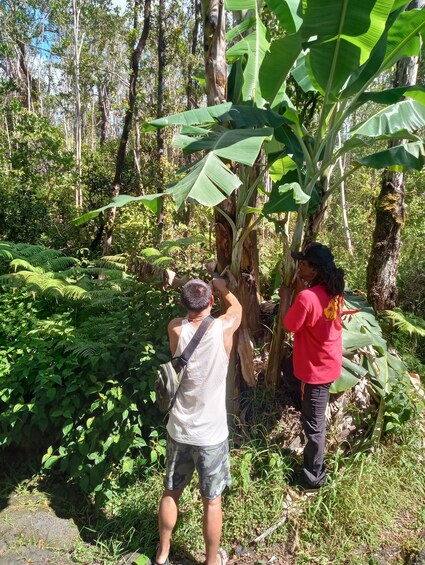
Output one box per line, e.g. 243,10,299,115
331,293,408,397
302,0,392,97
340,4,409,100
173,127,273,166
222,105,286,128
350,100,425,138
73,194,163,226
356,141,425,172
226,17,269,106
166,153,242,209
381,8,425,71
141,103,232,131
291,52,316,93
260,33,302,104
267,0,302,34
358,85,425,106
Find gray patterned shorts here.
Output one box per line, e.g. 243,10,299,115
164,435,231,500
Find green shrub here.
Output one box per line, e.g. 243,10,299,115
0,251,181,504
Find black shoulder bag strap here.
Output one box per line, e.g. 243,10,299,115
175,315,214,371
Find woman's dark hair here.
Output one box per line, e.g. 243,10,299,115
310,262,345,297
181,279,212,311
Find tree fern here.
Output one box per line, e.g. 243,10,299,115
0,242,133,305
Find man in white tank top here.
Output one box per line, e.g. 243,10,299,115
153,278,242,565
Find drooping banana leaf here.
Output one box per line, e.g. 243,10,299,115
73,194,163,227
356,141,425,172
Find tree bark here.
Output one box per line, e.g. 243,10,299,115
366,0,423,310
72,0,83,208
155,0,166,244
102,0,152,255
186,0,202,110
201,0,227,105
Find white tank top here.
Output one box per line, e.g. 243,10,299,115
167,318,229,446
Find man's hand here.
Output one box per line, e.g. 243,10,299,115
211,276,228,295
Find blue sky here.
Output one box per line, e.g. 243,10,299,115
111,0,127,11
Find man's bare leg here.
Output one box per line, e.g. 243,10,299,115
203,495,225,565
155,488,184,564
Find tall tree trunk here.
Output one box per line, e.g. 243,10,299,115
182,0,202,232
102,0,152,255
133,105,142,182
155,0,166,244
186,0,202,110
366,0,423,310
98,81,110,145
16,41,38,111
72,0,83,208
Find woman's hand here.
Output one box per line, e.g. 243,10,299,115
294,274,309,294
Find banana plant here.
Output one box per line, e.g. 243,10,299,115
74,0,425,389
332,293,411,443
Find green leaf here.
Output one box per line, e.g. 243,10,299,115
166,153,242,209
268,155,298,183
227,18,270,106
330,367,360,394
350,100,425,138
223,105,286,128
73,194,163,226
134,555,151,565
358,85,425,106
225,0,256,9
62,421,74,436
267,0,302,34
381,8,425,72
291,52,316,93
226,17,256,43
302,0,393,96
260,33,302,103
142,103,232,131
173,128,273,166
342,330,386,355
263,181,309,215
356,141,425,172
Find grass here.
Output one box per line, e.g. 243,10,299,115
59,416,424,565
1,392,424,565
295,422,425,564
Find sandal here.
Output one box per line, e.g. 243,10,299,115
217,548,228,565
150,556,170,565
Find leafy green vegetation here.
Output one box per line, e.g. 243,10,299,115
0,246,182,504
0,0,424,563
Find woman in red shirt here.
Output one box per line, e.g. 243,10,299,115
281,243,345,489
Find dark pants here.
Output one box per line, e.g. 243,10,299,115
282,356,331,486
301,382,331,487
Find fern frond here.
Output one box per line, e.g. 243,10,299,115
100,254,128,265
161,235,207,251
45,257,80,271
67,341,104,358
10,259,45,274
62,285,88,301
152,256,173,267
141,248,162,258
85,267,128,279
384,309,425,337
